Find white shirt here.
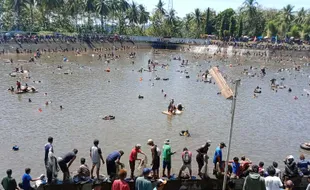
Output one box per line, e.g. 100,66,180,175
265,176,283,190
90,146,101,163
306,183,310,190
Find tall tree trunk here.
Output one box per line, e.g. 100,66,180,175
30,4,34,31
101,14,104,33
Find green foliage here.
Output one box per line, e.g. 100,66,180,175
0,0,309,41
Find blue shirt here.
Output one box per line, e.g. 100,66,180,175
107,151,121,162
297,159,310,173
22,174,32,190
135,177,153,190
213,147,222,164
232,162,240,174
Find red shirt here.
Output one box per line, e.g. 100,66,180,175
112,179,130,190
129,148,141,162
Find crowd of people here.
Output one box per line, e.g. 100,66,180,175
1,136,309,190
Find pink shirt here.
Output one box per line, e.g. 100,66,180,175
112,179,130,190
129,148,141,162
182,151,192,157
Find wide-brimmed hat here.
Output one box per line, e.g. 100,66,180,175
147,139,153,145
164,139,170,144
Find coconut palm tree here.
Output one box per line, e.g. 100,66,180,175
242,0,258,18
96,0,109,32
155,0,166,15
282,4,295,26
138,4,149,31
25,0,35,31
128,1,138,25
85,0,96,31
193,8,202,37
295,7,307,25
10,0,27,30
67,0,83,30
184,13,192,33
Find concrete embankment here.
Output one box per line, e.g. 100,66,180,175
37,177,309,190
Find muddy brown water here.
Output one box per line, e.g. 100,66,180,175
0,49,309,179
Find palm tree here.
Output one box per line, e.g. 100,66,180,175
128,1,138,25
155,0,165,15
184,13,192,33
25,0,35,31
85,0,96,32
138,4,149,31
10,0,26,30
242,0,258,18
107,0,119,30
37,0,63,30
282,4,295,26
67,0,82,30
96,0,109,33
193,8,202,37
295,7,307,25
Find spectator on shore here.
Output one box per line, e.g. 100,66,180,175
58,149,78,182
259,162,265,176
1,169,19,190
75,158,90,181
265,166,283,190
135,168,153,190
230,157,241,179
46,146,58,184
129,144,146,179
242,165,266,190
306,176,310,190
297,154,309,175
283,155,299,180
20,168,40,190
178,147,192,179
196,140,211,176
112,169,130,190
106,150,124,180
44,137,54,183
284,180,294,190
213,142,226,174
147,139,161,179
162,139,176,178
90,139,105,180
272,162,281,177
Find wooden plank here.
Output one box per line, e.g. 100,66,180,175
209,67,233,99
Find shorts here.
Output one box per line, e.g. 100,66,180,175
180,163,192,171
106,160,116,176
92,162,101,169
152,158,160,171
129,161,135,171
58,160,68,173
163,160,171,170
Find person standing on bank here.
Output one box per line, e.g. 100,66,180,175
196,140,211,176
162,139,176,178
1,169,19,190
58,149,78,182
44,137,53,184
147,139,161,179
106,150,125,180
129,144,146,179
213,142,226,174
90,139,105,179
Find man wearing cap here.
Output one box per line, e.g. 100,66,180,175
196,140,211,177
162,139,176,178
129,144,146,179
147,139,161,179
213,142,226,174
135,168,153,190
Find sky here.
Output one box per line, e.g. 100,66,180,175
134,0,310,17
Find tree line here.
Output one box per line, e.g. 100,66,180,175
1,0,310,40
